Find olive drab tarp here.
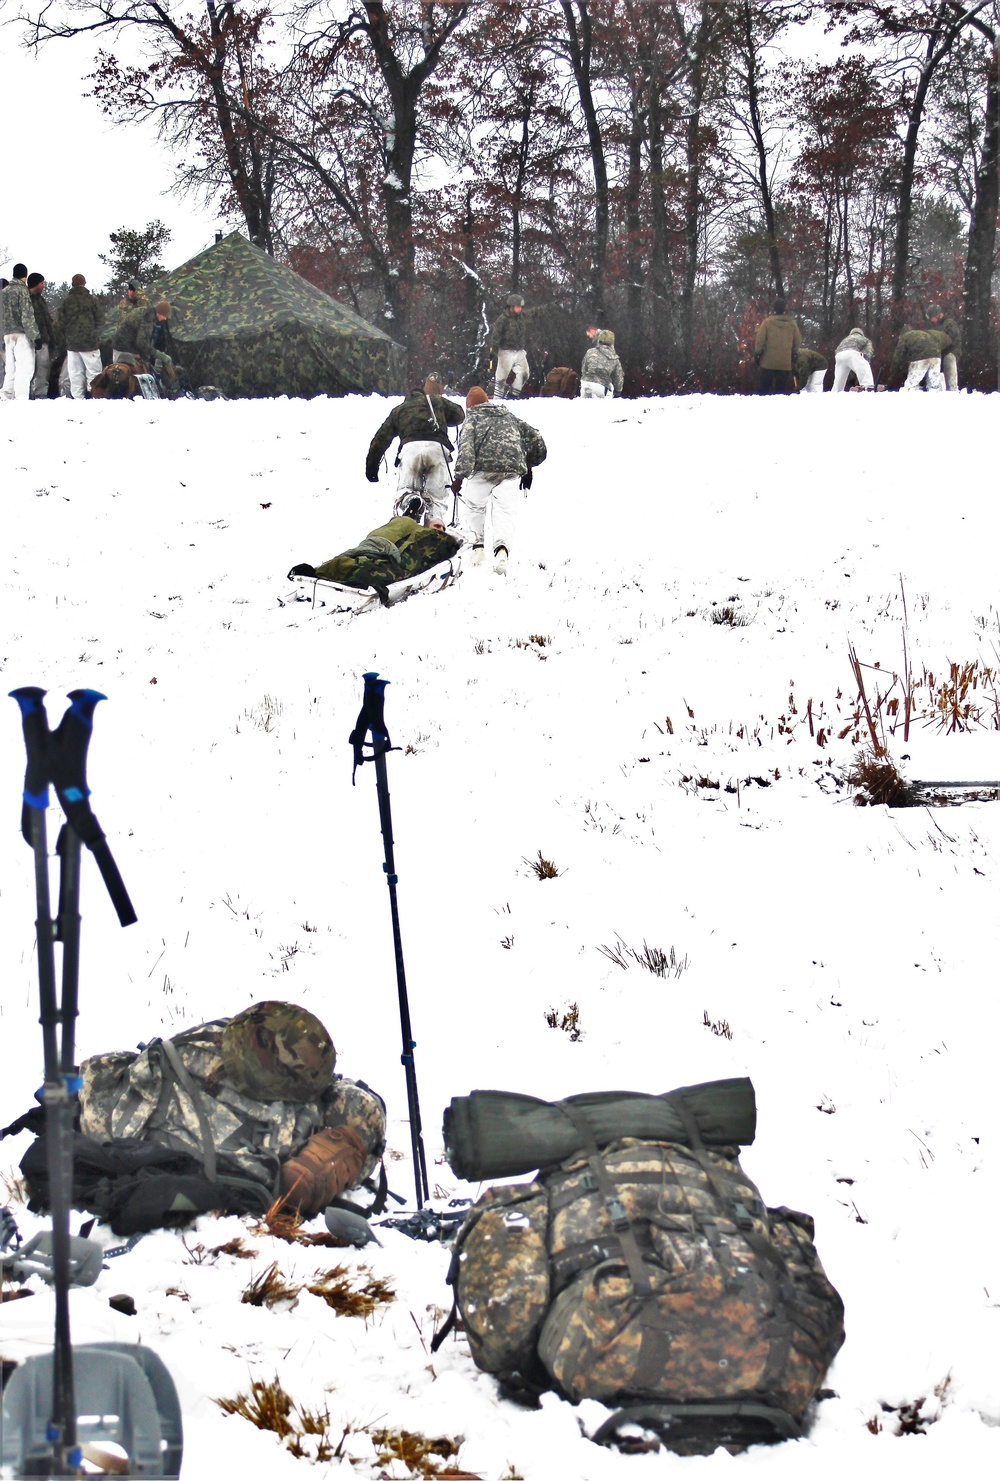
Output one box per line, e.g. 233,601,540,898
101,233,405,399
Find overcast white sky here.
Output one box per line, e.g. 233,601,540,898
2,23,223,289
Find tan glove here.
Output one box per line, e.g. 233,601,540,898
278,1125,366,1217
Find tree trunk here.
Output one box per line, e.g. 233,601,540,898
681,2,716,378
963,38,999,381
560,0,609,318
623,78,646,371
739,3,783,299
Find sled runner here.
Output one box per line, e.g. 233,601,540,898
287,552,463,614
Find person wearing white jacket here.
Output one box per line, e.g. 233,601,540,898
832,327,875,392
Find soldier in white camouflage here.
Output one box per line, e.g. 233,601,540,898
1,264,38,401
488,293,536,397
452,386,547,572
79,1000,386,1218
366,375,465,527
580,329,624,398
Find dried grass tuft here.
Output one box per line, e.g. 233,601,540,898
525,850,561,879
240,1261,301,1309
371,1428,481,1478
846,750,918,808
544,1003,583,1042
306,1263,395,1319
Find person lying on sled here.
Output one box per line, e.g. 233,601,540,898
289,509,461,605
79,1000,386,1220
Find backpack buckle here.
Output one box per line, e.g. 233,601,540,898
605,1197,630,1232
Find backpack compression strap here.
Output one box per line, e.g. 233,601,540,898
160,1040,218,1184
556,1099,651,1298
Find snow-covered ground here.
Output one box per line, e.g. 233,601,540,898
1,390,998,1478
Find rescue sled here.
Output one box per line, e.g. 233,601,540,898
286,552,463,614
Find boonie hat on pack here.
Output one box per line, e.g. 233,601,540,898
221,1001,336,1101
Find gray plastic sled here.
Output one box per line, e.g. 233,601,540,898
1,1342,183,1477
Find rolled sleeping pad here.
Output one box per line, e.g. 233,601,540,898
443,1077,756,1183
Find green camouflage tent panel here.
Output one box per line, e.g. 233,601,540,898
125,233,406,398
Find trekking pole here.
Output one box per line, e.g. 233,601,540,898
349,672,430,1209
9,687,137,1477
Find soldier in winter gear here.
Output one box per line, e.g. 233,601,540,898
112,277,149,360
753,298,801,394
79,1000,386,1220
795,346,827,393
366,375,465,527
114,300,180,389
488,293,533,398
58,275,104,399
452,386,546,572
26,275,56,399
832,328,874,391
926,304,961,391
1,264,38,401
580,328,624,398
891,325,951,391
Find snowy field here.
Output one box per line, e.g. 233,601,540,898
1,389,999,1478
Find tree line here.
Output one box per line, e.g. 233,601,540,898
23,0,999,389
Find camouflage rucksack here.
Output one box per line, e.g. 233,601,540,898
438,1126,844,1455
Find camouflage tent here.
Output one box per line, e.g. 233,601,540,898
107,233,405,399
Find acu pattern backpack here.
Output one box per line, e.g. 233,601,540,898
436,1083,845,1455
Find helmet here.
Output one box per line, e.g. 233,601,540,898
393,492,425,522
127,277,142,292
925,303,943,320
596,329,615,346
220,1001,335,1102
506,293,525,309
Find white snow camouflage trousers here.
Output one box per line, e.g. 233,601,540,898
798,370,826,393
901,357,942,391
1,333,35,400
580,379,613,398
396,439,451,525
832,349,874,392
67,348,103,400
494,348,529,397
461,473,520,555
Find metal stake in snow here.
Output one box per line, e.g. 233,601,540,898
349,672,430,1209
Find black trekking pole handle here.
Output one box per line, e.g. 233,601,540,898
10,688,137,927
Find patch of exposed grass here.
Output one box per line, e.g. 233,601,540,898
525,850,561,879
